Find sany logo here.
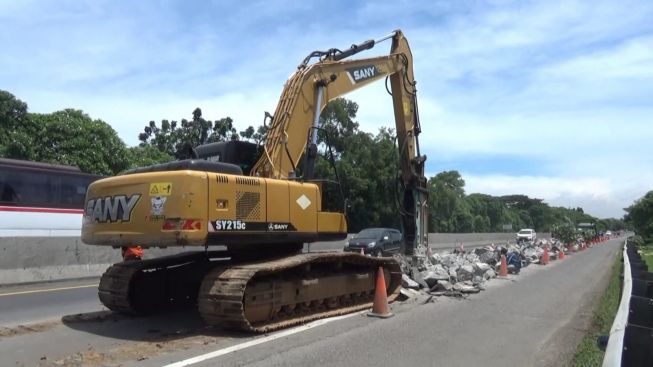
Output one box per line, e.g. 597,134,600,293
85,194,141,223
268,223,290,231
346,65,378,83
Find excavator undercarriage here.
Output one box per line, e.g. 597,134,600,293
98,250,402,333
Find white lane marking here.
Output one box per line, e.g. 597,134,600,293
0,284,98,297
163,311,364,367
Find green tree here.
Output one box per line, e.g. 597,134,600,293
317,98,360,154
126,145,173,169
551,216,576,244
239,124,268,145
28,109,130,175
311,99,400,231
139,108,239,159
0,90,33,158
427,171,466,232
625,191,653,241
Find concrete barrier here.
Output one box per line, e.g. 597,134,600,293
308,232,552,252
428,232,551,249
0,232,551,285
0,237,190,285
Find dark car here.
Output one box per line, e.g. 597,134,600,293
344,228,403,257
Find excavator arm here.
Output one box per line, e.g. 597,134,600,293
251,30,428,256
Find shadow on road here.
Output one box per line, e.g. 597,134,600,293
61,308,251,342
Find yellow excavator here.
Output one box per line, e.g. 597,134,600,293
82,29,428,332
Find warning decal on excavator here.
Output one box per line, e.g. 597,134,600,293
149,182,172,196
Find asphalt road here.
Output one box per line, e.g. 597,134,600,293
157,238,621,367
0,238,622,367
0,238,499,329
0,280,103,327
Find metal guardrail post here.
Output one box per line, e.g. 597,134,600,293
602,239,631,367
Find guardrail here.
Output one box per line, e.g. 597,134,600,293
602,238,653,366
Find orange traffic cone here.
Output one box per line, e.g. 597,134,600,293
499,254,508,277
368,266,394,318
559,249,565,260
542,247,549,265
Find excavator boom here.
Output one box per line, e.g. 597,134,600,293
251,30,428,254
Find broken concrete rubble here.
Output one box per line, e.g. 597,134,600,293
410,267,429,289
483,268,496,280
420,270,441,288
402,273,420,289
426,264,450,279
473,262,491,274
397,236,568,298
430,280,453,292
456,265,475,281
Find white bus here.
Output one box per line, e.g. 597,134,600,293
0,158,102,237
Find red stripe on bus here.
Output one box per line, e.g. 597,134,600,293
0,206,84,214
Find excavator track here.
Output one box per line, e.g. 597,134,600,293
99,251,401,333
98,251,227,314
198,252,402,333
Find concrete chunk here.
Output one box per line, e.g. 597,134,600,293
402,274,420,289
473,262,491,275
430,280,453,292
457,265,474,281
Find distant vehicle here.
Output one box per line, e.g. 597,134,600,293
344,228,403,257
605,230,612,237
0,158,102,236
516,228,537,243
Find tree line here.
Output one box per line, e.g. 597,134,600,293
1,90,625,233
624,191,653,244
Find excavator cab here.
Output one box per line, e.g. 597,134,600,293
194,141,262,176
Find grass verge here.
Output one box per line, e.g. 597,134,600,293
641,244,653,271
569,247,623,367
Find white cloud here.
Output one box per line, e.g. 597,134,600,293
463,173,653,218
2,0,653,218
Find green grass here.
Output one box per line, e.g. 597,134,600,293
644,254,653,271
569,248,623,367
641,245,653,271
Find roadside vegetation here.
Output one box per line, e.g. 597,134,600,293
642,250,653,271
625,193,653,270
570,248,622,366
1,89,626,232
568,191,653,365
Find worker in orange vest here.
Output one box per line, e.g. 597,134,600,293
121,245,143,261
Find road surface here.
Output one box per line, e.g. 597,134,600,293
0,237,496,327
0,238,621,366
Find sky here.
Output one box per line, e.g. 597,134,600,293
1,0,652,219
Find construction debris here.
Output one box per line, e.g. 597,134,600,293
398,237,568,298
402,273,420,289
